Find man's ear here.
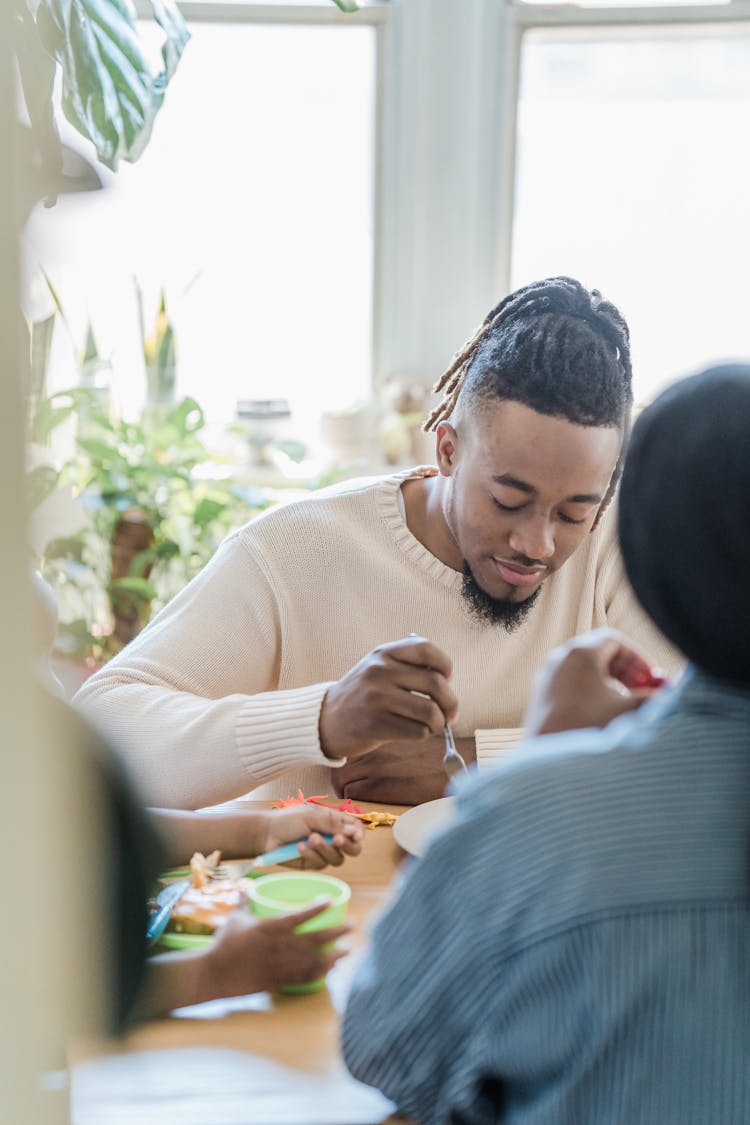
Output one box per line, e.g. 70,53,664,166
435,422,460,476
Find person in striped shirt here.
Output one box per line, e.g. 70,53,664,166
342,364,750,1123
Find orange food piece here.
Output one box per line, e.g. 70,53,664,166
273,788,329,808
271,789,396,827
352,810,399,830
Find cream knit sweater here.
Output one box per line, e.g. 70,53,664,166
75,468,680,807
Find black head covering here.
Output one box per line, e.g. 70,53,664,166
618,364,750,686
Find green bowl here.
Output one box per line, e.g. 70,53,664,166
247,872,351,994
156,930,213,952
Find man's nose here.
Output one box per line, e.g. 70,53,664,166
508,514,555,561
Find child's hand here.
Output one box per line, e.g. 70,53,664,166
204,899,352,996
263,805,364,869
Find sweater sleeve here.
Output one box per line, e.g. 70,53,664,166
73,533,342,809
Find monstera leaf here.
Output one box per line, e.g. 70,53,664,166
18,0,190,174
15,0,355,196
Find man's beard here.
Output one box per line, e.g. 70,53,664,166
461,561,541,630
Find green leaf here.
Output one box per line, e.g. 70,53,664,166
169,396,205,437
42,532,87,562
134,275,146,348
77,436,127,468
331,0,359,11
42,269,68,325
30,398,77,444
35,0,190,171
192,497,227,529
155,321,175,378
127,547,156,576
27,464,61,509
110,575,158,599
28,313,57,400
154,538,180,559
149,0,190,82
86,486,135,510
80,321,100,365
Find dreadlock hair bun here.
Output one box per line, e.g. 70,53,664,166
423,276,634,523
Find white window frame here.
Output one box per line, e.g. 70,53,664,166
134,0,750,395
380,0,750,389
134,0,390,414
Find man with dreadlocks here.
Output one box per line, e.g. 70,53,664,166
75,277,679,809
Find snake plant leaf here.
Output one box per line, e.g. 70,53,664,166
331,0,359,11
28,313,57,400
80,321,101,366
34,0,189,171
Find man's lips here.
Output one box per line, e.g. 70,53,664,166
491,558,548,587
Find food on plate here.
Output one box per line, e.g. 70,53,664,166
189,849,221,887
168,880,245,935
167,850,245,936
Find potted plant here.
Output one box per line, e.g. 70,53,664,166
30,384,269,676
25,285,269,676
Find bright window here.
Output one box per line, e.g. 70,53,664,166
511,26,750,404
25,18,376,449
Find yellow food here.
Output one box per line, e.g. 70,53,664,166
353,810,399,830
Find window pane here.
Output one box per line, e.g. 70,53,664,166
512,29,750,402
25,21,375,443
513,0,730,8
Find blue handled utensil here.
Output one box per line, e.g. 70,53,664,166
216,834,336,880
146,878,191,945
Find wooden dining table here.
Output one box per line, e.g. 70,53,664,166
71,800,414,1125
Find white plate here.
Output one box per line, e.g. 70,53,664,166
392,797,456,857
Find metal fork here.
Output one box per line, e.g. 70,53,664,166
405,632,466,780
443,723,468,780
209,834,336,880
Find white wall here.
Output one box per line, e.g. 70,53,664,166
1,23,106,1123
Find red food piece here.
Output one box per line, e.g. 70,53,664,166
631,670,667,689
334,798,364,814
273,789,331,808
273,790,364,814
